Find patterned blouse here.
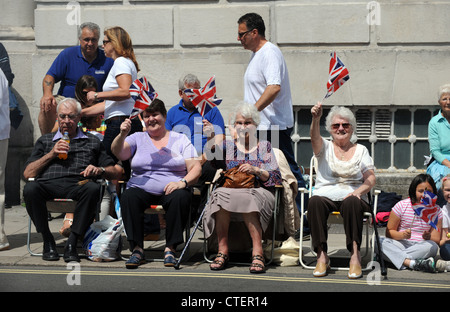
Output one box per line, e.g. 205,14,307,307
222,139,282,189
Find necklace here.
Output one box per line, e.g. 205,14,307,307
334,142,353,160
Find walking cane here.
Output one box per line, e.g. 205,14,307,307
175,179,222,270
174,201,208,270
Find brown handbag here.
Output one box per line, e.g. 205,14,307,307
219,165,260,188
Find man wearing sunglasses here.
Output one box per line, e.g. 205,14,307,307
237,13,306,210
23,98,119,263
38,22,114,135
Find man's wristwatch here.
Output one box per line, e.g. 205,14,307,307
181,178,188,188
100,167,106,176
94,93,98,101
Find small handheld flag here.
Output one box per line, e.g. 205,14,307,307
129,77,158,119
324,52,350,99
412,190,441,231
183,76,222,116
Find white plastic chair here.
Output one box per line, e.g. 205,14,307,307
298,156,381,272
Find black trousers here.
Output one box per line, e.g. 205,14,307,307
23,177,101,236
307,195,371,253
102,117,142,180
120,187,192,250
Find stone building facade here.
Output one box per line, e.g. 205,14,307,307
2,0,450,204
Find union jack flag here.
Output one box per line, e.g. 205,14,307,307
325,52,350,99
129,77,158,119
183,76,222,116
412,190,441,231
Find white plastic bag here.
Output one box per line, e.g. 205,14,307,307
264,237,299,266
82,190,123,262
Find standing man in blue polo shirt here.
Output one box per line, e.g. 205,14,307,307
39,22,114,135
166,74,225,217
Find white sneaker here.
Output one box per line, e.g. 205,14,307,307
436,259,450,272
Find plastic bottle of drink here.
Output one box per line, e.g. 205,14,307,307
58,131,70,160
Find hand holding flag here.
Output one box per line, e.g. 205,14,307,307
324,51,350,100
183,76,222,116
412,190,441,231
129,77,158,119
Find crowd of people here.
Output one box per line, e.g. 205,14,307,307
0,12,449,277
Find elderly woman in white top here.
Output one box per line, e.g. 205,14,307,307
308,102,376,279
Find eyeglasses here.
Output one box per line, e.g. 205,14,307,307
238,29,254,39
331,123,351,130
102,40,111,45
58,114,79,120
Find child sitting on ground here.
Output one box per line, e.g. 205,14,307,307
379,173,443,272
436,175,450,272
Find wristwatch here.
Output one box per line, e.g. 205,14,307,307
94,93,98,101
181,178,188,188
100,167,106,176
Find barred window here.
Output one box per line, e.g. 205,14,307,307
293,106,439,172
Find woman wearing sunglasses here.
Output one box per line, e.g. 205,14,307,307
307,102,376,279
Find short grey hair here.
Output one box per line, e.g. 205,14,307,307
229,101,260,126
78,22,100,39
57,98,82,115
438,83,450,100
325,105,356,133
179,74,200,90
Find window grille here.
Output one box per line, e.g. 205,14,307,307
292,106,439,172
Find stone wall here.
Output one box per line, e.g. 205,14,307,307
2,0,450,204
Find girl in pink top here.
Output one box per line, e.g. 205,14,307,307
380,174,443,272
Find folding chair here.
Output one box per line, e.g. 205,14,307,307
202,184,283,266
298,156,382,272
26,178,105,257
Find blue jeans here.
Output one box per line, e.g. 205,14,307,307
440,243,450,261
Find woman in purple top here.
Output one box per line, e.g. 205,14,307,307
111,99,201,269
203,102,282,274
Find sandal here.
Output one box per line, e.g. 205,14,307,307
249,255,266,274
164,250,177,267
210,252,229,271
125,249,146,269
59,217,73,238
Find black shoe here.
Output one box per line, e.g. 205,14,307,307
42,241,60,261
63,243,80,263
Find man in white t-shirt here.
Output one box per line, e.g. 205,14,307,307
237,12,306,212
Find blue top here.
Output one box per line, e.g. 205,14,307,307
428,110,450,164
165,99,225,154
46,46,114,98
